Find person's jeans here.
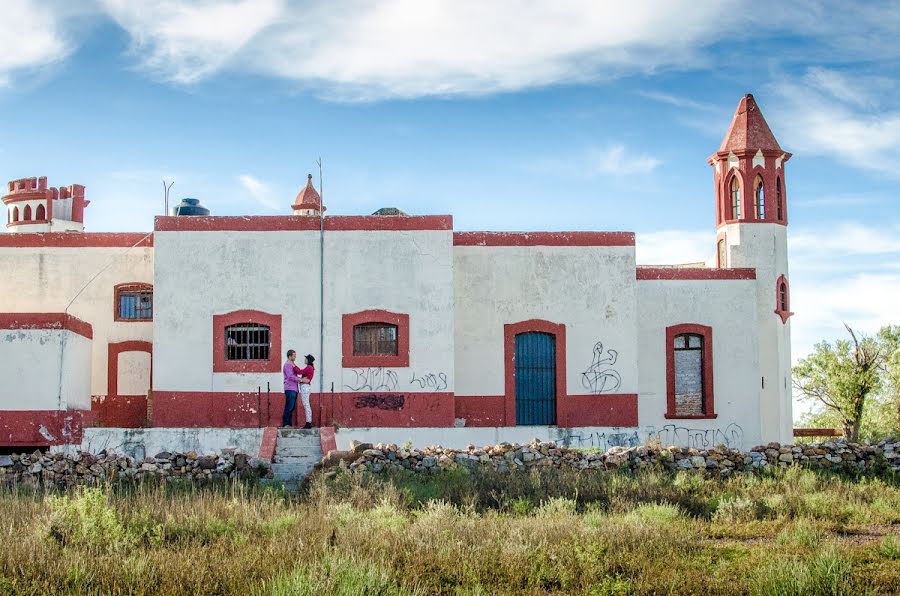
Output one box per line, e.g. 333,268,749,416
282,390,298,427
299,383,312,424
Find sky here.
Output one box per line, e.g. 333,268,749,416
1,1,898,415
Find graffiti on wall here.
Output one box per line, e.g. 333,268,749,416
354,394,405,410
344,368,399,392
562,423,745,451
581,341,622,393
409,371,449,392
648,423,745,450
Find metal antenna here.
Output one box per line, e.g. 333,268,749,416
316,157,325,425
163,180,174,215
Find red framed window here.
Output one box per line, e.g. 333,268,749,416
776,177,784,221
213,310,282,373
774,274,793,323
36,204,46,220
342,310,409,368
665,324,716,419
114,283,153,322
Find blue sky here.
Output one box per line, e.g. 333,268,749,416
1,1,898,410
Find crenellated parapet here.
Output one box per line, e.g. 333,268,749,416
3,176,89,232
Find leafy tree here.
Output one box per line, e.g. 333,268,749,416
793,324,883,442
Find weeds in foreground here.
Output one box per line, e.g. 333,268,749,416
0,467,894,594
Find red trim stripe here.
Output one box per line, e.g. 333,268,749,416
0,233,153,248
0,313,93,339
637,267,756,280
155,215,452,232
454,231,635,247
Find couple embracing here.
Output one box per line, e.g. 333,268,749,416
282,349,315,428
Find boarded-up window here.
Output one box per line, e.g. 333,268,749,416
353,323,398,356
225,324,271,361
673,333,704,416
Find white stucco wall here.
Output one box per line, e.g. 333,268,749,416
76,427,265,458
0,328,91,411
153,227,454,395
720,222,792,443
453,245,638,397
635,277,762,447
0,244,153,397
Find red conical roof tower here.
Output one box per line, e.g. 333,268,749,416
718,94,783,153
292,174,324,216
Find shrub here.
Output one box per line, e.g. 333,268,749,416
713,496,761,523
46,487,128,553
775,522,821,549
261,554,411,595
879,535,900,560
624,502,684,525
751,548,855,596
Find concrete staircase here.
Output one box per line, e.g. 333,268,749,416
271,428,322,488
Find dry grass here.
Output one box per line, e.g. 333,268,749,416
0,466,896,594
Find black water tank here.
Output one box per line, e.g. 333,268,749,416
171,198,209,216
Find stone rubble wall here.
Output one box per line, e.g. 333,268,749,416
0,448,273,487
339,437,900,475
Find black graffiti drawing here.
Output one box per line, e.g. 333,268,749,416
344,368,399,392
565,430,640,451
354,394,405,411
648,423,745,450
409,371,449,392
581,341,621,393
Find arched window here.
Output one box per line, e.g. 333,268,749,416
12,207,18,222
730,176,741,220
35,204,46,220
776,177,783,221
23,205,32,221
774,274,793,323
754,175,765,220
717,239,726,268
666,324,715,419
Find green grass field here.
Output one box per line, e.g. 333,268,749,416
0,466,897,594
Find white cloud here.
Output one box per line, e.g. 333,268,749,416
528,144,662,179
790,222,900,256
635,229,710,264
237,174,279,211
0,0,70,86
80,0,739,95
590,145,662,176
99,0,285,84
769,67,900,176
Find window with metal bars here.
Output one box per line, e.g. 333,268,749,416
353,323,398,356
730,176,741,219
225,323,271,361
754,175,765,219
116,285,153,321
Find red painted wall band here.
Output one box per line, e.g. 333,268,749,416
636,267,756,280
154,215,453,232
0,410,88,446
454,231,635,247
0,313,93,339
454,394,638,427
0,233,153,248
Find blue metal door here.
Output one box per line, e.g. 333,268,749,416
515,332,557,425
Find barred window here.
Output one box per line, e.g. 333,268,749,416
353,323,398,356
673,333,705,416
225,324,271,361
116,284,153,321
776,177,784,221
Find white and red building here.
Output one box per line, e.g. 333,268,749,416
0,94,793,451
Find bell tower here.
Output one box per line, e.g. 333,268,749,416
708,94,793,443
